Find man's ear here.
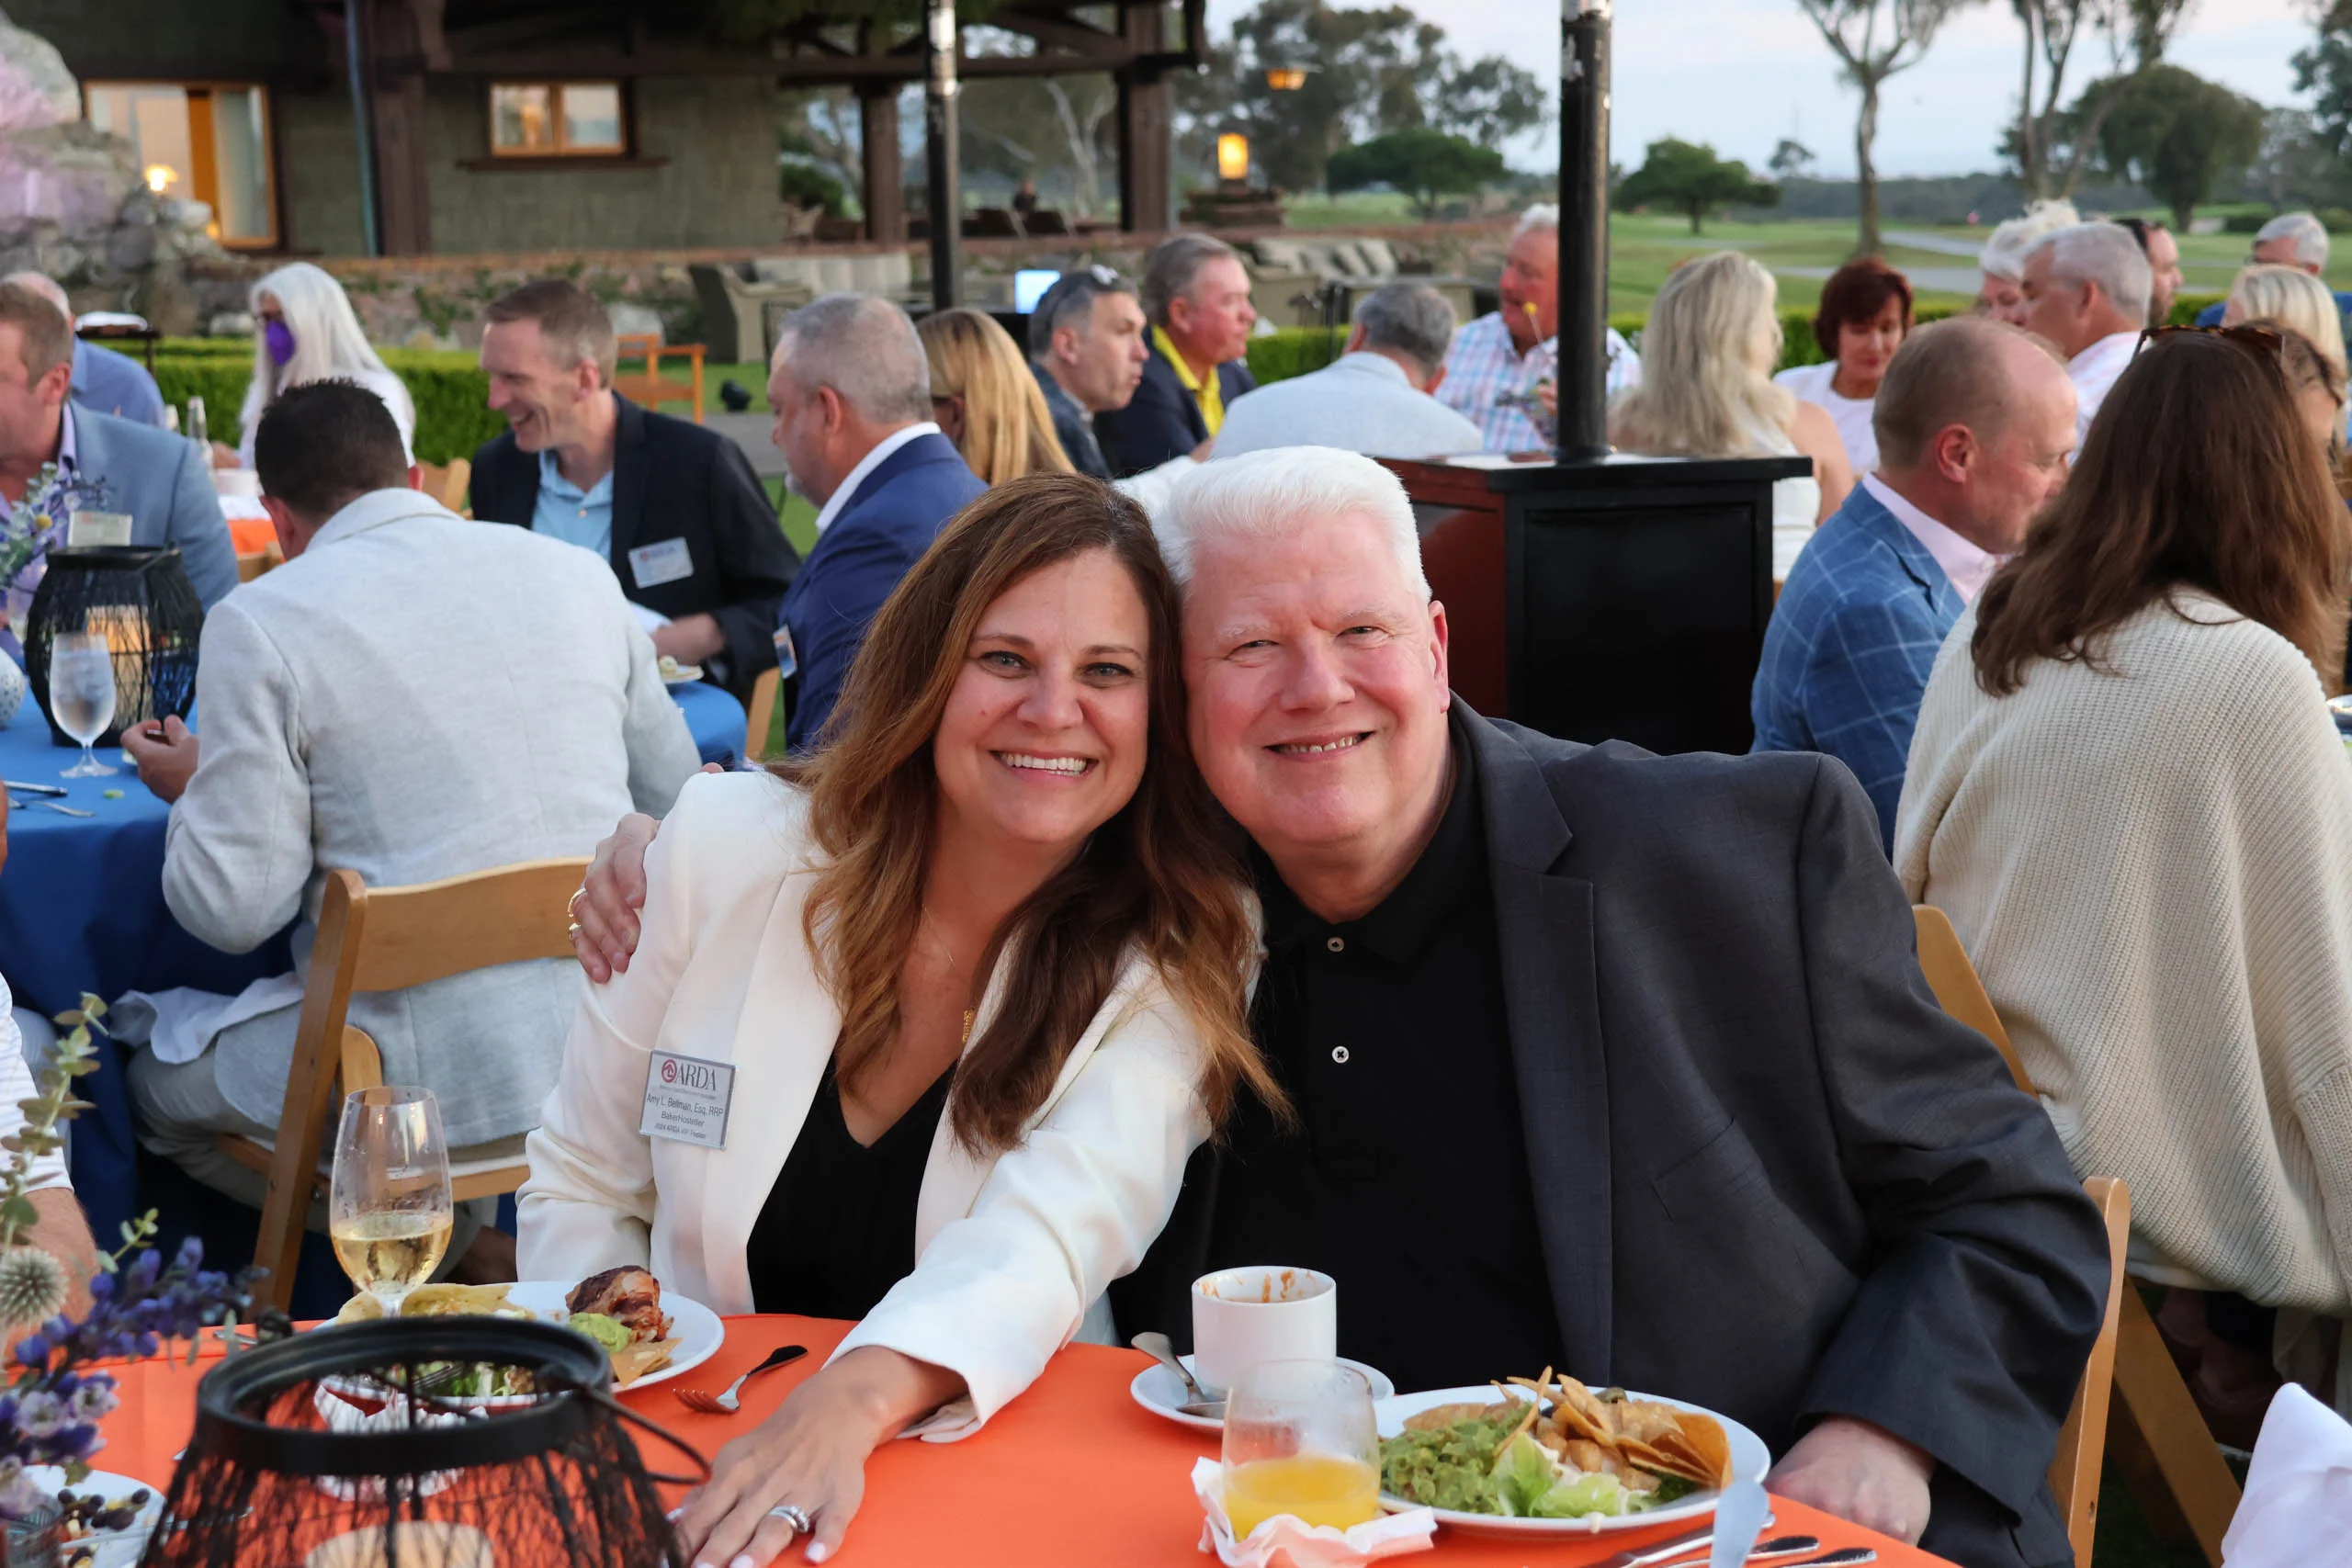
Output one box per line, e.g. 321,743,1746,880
36,359,70,406
405,463,424,491
1427,598,1452,697
817,384,847,435
1932,423,1976,486
261,494,303,558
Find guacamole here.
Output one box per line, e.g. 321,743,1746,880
567,1312,632,1352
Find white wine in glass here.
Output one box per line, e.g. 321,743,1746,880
329,1086,454,1314
48,630,118,779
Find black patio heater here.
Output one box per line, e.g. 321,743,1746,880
1381,0,1808,756
924,0,962,310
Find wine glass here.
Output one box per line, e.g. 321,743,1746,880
328,1086,454,1315
1220,1359,1381,1540
48,630,118,778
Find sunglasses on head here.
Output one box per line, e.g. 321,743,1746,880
2132,323,2286,362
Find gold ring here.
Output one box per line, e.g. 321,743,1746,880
567,888,587,919
566,921,583,939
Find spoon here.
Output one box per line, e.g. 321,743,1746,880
1785,1551,1874,1567
1131,1332,1223,1417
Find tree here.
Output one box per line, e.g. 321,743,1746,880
2005,0,2197,198
2083,64,2267,228
1327,128,1506,219
1770,138,1818,180
1797,0,1979,257
1611,138,1780,233
2296,1,2352,157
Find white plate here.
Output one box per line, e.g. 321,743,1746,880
503,1279,723,1392
28,1467,162,1568
1129,1355,1395,1434
1374,1385,1770,1538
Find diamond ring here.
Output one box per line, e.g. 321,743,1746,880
766,1505,812,1535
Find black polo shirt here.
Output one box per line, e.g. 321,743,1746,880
1206,716,1564,1394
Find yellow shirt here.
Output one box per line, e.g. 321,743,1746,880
1153,325,1226,436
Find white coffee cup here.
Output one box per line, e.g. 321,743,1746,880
1190,1265,1338,1396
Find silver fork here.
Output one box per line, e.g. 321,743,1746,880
13,798,94,818
673,1343,808,1414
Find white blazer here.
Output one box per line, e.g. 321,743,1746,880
516,771,1213,1437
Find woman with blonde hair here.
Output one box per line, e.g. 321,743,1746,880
2226,265,2350,379
520,472,1275,1563
1610,251,1852,579
918,307,1073,483
225,262,414,468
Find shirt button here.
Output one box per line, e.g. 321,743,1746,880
1326,936,1344,953
1331,1045,1351,1065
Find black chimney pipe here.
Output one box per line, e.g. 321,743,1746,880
1556,0,1611,464
924,0,963,309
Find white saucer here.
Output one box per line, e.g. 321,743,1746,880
1129,1355,1396,1433
28,1468,163,1568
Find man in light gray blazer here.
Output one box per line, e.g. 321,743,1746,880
1207,282,1483,462
0,283,235,607
117,381,701,1271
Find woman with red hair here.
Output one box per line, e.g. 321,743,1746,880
1774,258,1914,475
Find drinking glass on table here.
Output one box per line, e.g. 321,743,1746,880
329,1086,455,1314
1220,1359,1381,1539
48,631,118,778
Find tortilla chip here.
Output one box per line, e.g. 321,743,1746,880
334,1293,386,1325
1402,1401,1501,1432
609,1338,678,1387
1546,1378,1616,1448
1664,1412,1735,1489
401,1282,516,1317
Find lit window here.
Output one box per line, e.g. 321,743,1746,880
492,82,628,157
83,83,277,248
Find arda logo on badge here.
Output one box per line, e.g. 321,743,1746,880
661,1058,679,1084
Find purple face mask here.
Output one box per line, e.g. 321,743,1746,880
264,319,296,367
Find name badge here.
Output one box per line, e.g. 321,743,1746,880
772,624,797,680
67,511,132,547
628,537,694,590
639,1050,735,1149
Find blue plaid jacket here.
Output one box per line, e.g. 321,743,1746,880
1750,483,1965,851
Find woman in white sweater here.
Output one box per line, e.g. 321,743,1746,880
1895,329,2352,1426
519,474,1275,1563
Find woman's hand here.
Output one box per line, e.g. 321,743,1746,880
673,1348,966,1567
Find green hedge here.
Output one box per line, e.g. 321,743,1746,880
147,346,503,465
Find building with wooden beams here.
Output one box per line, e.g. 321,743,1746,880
20,0,1194,257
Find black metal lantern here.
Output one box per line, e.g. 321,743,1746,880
144,1317,705,1568
22,547,202,748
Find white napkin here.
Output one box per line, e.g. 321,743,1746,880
1191,1458,1435,1567
2220,1383,2352,1565
1708,1479,1770,1568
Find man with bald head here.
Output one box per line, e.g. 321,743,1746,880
768,291,983,750
1,272,165,426
1751,316,2078,847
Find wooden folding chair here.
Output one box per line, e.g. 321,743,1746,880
744,665,782,764
224,858,591,1312
1912,905,2242,1565
611,333,706,423
417,457,473,516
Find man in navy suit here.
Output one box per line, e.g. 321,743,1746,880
1092,234,1258,478
0,283,234,607
1751,317,2075,849
769,293,985,750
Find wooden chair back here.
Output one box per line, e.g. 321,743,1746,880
1910,905,2241,1566
745,665,782,763
240,858,590,1309
417,457,472,516
611,333,707,424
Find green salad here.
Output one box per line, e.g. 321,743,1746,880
1378,1408,1699,1519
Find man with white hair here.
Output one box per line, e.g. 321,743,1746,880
1437,205,1639,452
1209,282,1482,460
0,272,164,426
768,291,984,750
2018,222,2152,439
566,444,2111,1568
2194,210,2352,326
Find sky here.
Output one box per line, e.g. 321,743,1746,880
1198,0,2319,178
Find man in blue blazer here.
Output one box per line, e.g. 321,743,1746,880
1752,317,2075,849
769,294,984,750
0,284,235,608
1092,234,1259,477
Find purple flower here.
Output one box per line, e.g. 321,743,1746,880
66,1382,113,1423
16,1393,65,1439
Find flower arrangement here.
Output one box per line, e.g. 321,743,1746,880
0,998,271,1519
0,465,107,660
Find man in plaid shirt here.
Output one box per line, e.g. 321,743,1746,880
1749,317,2075,849
1437,204,1641,452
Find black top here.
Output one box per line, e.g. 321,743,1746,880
1090,344,1257,478
469,395,801,702
746,1058,956,1319
1205,713,1563,1394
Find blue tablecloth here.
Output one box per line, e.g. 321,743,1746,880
0,676,741,1269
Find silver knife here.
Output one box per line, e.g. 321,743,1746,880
1,780,66,796
1600,1512,1779,1568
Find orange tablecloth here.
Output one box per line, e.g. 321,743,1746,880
99,1317,1958,1567
225,514,277,556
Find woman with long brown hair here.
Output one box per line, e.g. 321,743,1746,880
1895,329,2352,1437
518,473,1273,1562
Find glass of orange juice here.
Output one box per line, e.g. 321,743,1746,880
1220,1359,1381,1539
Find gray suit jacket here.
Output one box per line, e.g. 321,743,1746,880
71,407,237,607
159,489,703,1146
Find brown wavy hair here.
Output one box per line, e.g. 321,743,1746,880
1971,330,2350,697
1810,256,1914,359
784,472,1279,1155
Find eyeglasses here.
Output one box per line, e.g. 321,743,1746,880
2132,323,2285,363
